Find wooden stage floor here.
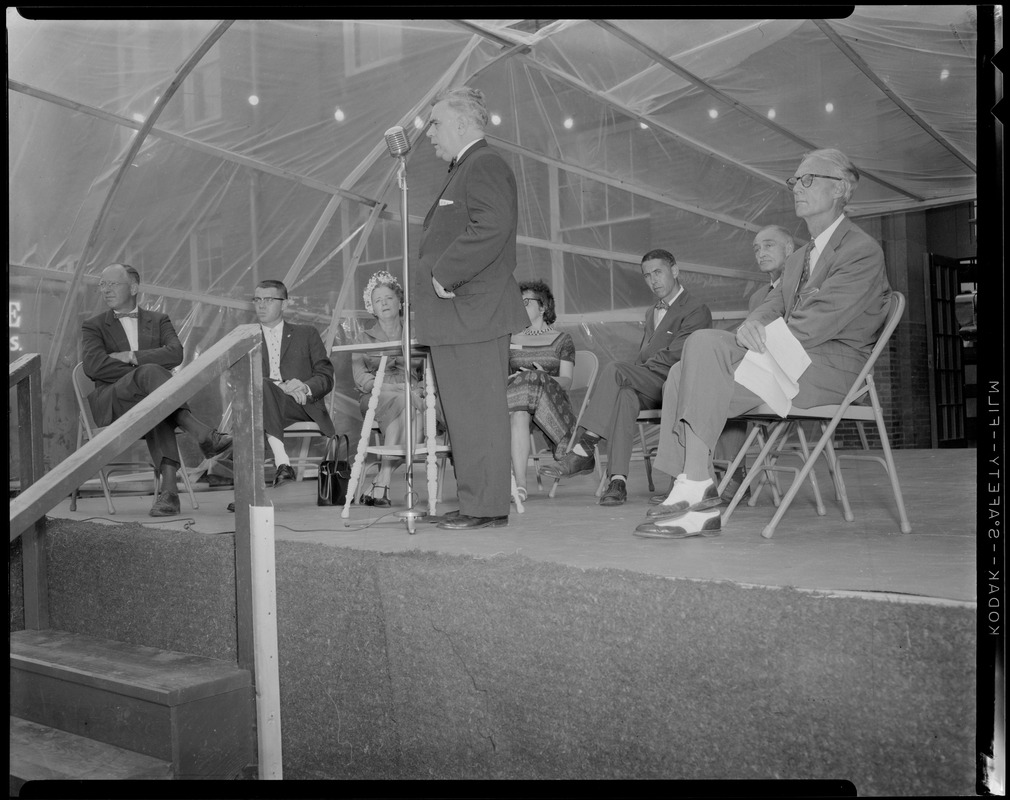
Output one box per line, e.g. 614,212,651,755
50,448,977,605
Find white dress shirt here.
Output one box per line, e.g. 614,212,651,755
261,321,285,382
117,307,140,352
808,214,845,277
653,285,684,329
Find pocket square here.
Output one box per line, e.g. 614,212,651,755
439,199,454,206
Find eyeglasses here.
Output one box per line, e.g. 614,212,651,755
252,296,285,305
97,281,129,290
786,173,844,189
522,297,542,307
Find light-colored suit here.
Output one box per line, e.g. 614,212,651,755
413,139,528,517
578,289,712,478
654,216,891,479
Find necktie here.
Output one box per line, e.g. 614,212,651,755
447,157,457,174
788,243,813,319
115,310,138,319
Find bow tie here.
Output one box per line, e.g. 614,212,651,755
114,311,138,319
655,300,670,311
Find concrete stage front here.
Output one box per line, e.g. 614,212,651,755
50,447,976,607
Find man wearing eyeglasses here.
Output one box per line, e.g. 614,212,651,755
81,263,233,516
635,148,891,539
543,249,712,506
240,279,335,499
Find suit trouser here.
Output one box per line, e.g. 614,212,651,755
262,381,335,442
107,363,187,469
577,361,666,478
429,336,511,518
653,328,858,480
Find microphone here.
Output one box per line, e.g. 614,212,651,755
384,126,410,158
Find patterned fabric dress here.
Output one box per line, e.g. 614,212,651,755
507,332,577,457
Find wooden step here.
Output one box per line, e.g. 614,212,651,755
10,715,172,794
11,629,253,780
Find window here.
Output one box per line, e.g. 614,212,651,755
344,22,402,76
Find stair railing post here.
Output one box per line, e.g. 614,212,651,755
14,354,49,630
228,342,282,778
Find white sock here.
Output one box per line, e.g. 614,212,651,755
267,435,290,467
611,475,627,483
573,443,589,457
666,474,713,504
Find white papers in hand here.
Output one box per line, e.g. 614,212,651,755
733,318,811,416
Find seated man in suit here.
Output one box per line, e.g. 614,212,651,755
707,224,796,500
635,148,891,539
542,249,712,506
227,279,335,512
82,263,233,517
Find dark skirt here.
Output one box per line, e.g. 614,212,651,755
506,370,576,456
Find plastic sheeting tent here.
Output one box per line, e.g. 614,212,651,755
8,11,979,467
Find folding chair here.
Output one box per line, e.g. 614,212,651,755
69,362,199,513
721,292,911,538
541,350,599,498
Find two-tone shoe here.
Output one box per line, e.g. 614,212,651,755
646,476,721,520
634,508,722,539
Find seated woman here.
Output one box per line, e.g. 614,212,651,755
508,280,577,503
352,271,426,508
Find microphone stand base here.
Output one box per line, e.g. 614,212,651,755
397,507,427,535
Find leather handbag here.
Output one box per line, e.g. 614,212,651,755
317,434,350,506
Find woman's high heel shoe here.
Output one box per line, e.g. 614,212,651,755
361,483,391,508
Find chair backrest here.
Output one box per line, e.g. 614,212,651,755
71,362,101,437
567,350,600,449
840,291,904,408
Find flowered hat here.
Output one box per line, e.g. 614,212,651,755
363,270,402,315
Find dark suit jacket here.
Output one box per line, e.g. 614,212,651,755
82,307,183,426
263,321,335,434
748,279,779,312
748,216,890,380
637,288,713,377
413,139,528,346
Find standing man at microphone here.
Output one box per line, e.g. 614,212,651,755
413,86,528,529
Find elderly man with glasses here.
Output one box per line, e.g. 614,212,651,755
635,148,892,539
81,263,232,516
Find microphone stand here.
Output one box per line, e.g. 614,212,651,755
394,154,424,534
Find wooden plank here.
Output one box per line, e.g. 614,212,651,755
9,324,262,541
15,357,49,629
11,630,251,706
8,352,40,387
10,716,172,783
229,349,266,676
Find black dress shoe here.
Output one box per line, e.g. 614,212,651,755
436,514,508,530
272,464,297,488
150,491,181,517
425,510,460,524
200,430,233,459
541,449,595,479
599,477,627,506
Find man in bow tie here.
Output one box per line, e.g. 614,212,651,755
413,86,528,530
636,149,891,539
543,249,712,506
81,263,232,516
